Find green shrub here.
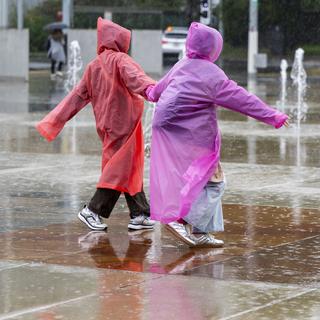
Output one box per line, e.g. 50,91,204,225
24,0,61,52
303,44,320,56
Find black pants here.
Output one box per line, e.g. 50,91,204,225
51,60,63,74
88,188,150,219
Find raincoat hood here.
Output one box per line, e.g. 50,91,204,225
186,22,223,62
97,17,131,55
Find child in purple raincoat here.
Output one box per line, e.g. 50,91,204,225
146,22,289,248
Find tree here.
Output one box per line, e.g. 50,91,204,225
185,0,200,25
25,0,61,52
222,0,248,47
221,0,320,52
75,0,184,10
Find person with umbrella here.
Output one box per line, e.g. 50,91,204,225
45,22,68,80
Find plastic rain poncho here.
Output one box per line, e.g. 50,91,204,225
148,22,288,223
37,18,155,195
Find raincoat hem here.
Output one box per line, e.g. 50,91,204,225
96,182,142,196
98,118,144,196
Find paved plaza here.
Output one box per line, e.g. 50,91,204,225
0,70,319,319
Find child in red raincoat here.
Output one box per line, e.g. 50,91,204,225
36,18,156,231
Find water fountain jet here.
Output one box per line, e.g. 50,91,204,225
279,59,288,111
290,48,308,167
65,40,83,154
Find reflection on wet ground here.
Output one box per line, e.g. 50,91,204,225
0,70,319,319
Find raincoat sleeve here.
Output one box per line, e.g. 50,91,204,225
214,78,288,128
118,54,155,99
36,66,92,142
145,71,172,102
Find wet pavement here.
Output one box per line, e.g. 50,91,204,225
0,70,319,319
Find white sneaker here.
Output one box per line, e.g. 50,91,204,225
192,233,224,248
165,222,195,247
78,206,107,231
56,71,63,77
128,215,155,230
50,73,56,80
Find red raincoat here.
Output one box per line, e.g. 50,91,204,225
36,18,155,195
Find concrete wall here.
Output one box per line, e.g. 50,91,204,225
67,29,162,75
131,30,162,75
0,29,29,81
0,81,29,113
67,29,97,71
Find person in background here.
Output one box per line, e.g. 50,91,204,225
47,29,66,80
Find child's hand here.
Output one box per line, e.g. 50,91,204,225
283,119,290,127
145,85,157,102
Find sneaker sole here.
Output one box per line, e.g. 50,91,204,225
128,224,154,230
77,212,107,231
165,224,195,247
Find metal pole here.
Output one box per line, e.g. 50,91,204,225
62,0,73,27
0,0,9,28
248,0,258,76
17,0,23,30
70,0,73,27
62,0,69,26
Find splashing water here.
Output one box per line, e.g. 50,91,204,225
290,48,308,168
276,59,289,161
143,101,155,157
64,40,83,154
65,40,83,93
278,59,288,111
290,48,308,126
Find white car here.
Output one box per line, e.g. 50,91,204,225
162,27,188,56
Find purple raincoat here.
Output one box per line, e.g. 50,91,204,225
148,22,288,224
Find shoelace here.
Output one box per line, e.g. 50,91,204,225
87,216,98,225
91,212,103,224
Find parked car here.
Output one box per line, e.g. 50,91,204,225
162,26,188,56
